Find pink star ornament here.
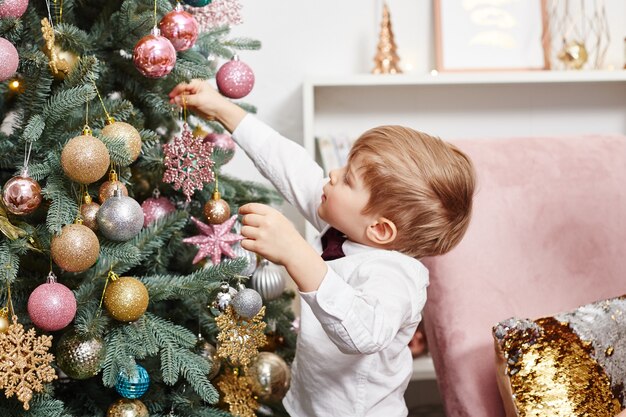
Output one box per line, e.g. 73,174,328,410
183,215,243,264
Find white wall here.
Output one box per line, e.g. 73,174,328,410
224,0,626,231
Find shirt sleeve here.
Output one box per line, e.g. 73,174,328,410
231,114,327,231
300,259,428,355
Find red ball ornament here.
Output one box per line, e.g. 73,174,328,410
133,28,177,78
159,3,199,52
28,272,77,332
0,37,19,82
216,55,254,99
2,173,42,215
203,132,235,163
141,193,175,227
0,0,28,18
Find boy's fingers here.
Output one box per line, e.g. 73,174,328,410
183,94,201,107
239,203,269,215
241,238,257,253
168,82,190,98
240,225,260,239
241,213,262,226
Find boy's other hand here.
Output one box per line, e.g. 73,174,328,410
239,203,328,292
239,203,304,266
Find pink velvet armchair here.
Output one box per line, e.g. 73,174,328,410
422,134,626,417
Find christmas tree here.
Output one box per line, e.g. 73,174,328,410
0,0,296,416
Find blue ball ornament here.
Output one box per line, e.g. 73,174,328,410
115,364,150,399
183,0,211,6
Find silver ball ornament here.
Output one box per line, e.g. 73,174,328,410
233,243,258,276
252,259,286,301
231,288,263,319
97,189,144,241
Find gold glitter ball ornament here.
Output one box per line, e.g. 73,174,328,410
0,316,57,410
107,398,149,417
203,190,230,224
51,223,100,273
104,276,149,322
61,129,110,184
101,120,142,164
247,352,291,404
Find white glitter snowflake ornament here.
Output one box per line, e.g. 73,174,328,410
162,124,215,202
185,0,243,32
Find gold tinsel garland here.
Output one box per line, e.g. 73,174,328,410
0,317,57,410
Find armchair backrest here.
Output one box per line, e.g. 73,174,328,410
422,135,626,417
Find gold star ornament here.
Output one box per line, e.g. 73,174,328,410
0,316,57,410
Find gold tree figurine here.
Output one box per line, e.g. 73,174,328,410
372,3,402,74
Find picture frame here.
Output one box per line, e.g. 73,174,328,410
434,0,550,71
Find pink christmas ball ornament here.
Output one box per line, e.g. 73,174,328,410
216,55,254,99
28,278,77,331
203,132,236,163
159,3,199,52
2,174,43,215
133,28,177,78
0,37,19,82
141,195,176,227
0,0,29,18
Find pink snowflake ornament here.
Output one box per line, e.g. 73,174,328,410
185,0,243,32
162,124,215,202
183,215,243,265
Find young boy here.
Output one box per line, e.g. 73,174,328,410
169,80,475,417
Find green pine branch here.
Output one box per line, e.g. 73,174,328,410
99,132,134,166
94,211,189,276
42,171,79,234
43,84,96,127
0,241,20,285
22,114,45,143
142,257,247,302
222,37,262,51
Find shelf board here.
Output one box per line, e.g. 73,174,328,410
305,70,626,87
412,355,436,381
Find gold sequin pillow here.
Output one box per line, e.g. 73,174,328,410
492,295,626,417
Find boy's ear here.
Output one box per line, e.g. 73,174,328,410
366,217,397,246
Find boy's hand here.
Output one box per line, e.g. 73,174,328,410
168,80,246,132
239,203,304,265
239,203,327,292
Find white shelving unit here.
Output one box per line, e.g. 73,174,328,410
301,69,626,381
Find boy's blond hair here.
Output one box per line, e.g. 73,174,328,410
349,126,475,259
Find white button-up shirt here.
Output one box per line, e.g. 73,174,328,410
232,115,428,417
